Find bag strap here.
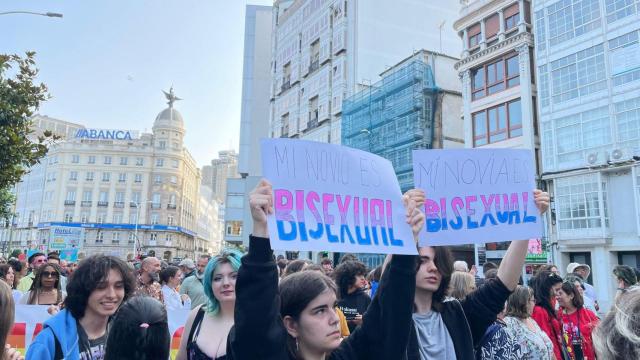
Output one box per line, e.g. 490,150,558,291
188,306,206,343
52,331,64,360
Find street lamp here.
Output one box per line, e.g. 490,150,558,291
0,11,63,18
131,200,155,259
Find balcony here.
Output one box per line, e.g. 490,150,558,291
167,204,177,210
281,79,291,93
150,203,161,209
97,201,109,207
114,201,125,208
64,200,76,206
307,115,319,130
81,201,92,207
130,202,138,208
309,59,319,73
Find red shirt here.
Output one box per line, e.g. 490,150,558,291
558,307,599,360
532,305,563,360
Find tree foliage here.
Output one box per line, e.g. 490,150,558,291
0,52,56,221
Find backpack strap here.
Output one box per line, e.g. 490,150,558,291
52,331,64,360
187,306,206,343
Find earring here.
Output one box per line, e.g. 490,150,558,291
296,338,299,352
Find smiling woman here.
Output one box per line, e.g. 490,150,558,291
25,255,136,360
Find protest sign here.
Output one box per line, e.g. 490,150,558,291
261,138,417,255
10,305,189,359
49,226,83,250
412,149,541,246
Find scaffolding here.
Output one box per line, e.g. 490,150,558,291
342,59,439,191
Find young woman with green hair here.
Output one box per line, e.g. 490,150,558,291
176,248,244,360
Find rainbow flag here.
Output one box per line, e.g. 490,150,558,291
170,326,184,359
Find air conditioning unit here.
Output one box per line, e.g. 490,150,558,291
585,151,607,166
609,148,630,163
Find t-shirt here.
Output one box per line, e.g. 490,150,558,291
559,308,599,360
77,322,107,360
337,289,371,332
412,311,456,360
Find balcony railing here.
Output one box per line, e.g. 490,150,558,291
309,59,319,73
114,201,125,208
167,204,177,210
130,202,138,208
150,203,161,209
307,115,319,130
97,201,109,207
81,201,92,207
281,79,291,93
64,200,76,206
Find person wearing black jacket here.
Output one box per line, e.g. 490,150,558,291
407,189,550,360
226,179,424,360
333,260,371,332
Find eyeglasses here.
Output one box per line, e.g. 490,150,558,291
41,271,59,278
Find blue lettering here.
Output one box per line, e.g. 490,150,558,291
467,216,479,229
339,225,355,244
276,220,296,241
309,222,323,239
325,225,339,243
387,228,404,247
355,226,371,245
508,211,521,224
480,213,498,227
449,216,463,230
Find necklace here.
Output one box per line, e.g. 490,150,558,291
40,289,56,294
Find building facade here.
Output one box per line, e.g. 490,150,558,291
270,0,462,147
204,150,239,204
533,0,640,311
224,5,274,247
454,0,543,269
0,91,220,260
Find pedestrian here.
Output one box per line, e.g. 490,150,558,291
593,286,639,359
320,258,333,277
276,257,288,278
176,248,243,360
556,280,599,360
453,260,469,272
19,263,66,306
531,270,564,360
503,286,554,359
26,255,135,360
104,296,170,360
16,252,47,292
1,281,24,360
47,254,68,291
179,258,197,279
407,189,550,360
136,257,164,303
333,260,371,332
160,265,191,310
7,259,24,292
282,259,311,277
447,271,476,300
226,179,423,360
367,265,382,299
0,264,22,303
303,264,351,338
566,262,599,311
565,274,597,314
179,254,210,309
613,264,637,299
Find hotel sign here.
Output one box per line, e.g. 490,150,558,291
75,128,138,140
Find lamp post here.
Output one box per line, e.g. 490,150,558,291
132,200,154,259
0,11,63,18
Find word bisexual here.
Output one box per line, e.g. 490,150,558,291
274,189,405,247
425,191,537,232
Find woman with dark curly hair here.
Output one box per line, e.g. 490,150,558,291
531,270,564,360
26,255,135,360
333,259,370,332
19,263,65,306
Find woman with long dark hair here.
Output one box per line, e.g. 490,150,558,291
556,281,599,360
19,263,65,306
531,270,564,360
226,180,424,360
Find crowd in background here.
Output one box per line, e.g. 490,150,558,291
0,184,638,359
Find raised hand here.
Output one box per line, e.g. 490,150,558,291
249,179,273,238
403,191,425,244
533,189,550,215
404,189,425,208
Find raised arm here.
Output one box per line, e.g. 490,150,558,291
497,189,550,291
227,180,288,360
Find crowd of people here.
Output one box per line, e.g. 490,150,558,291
0,180,638,360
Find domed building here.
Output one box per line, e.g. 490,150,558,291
3,89,223,261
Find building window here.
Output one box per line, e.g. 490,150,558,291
152,193,161,208
605,0,637,23
112,232,120,244
154,175,162,184
170,175,177,184
614,98,640,144
120,157,128,165
128,232,136,244
547,0,601,47
96,232,104,243
555,174,606,232
535,10,547,51
227,194,244,209
66,190,76,202
151,213,159,225
102,172,111,182
281,113,290,137
226,221,243,236
156,158,164,167
609,31,640,87
71,154,80,164
88,156,96,164
308,96,319,129
172,159,179,168
113,213,123,223
104,156,112,165
550,44,606,104
136,157,144,166
158,140,166,149
504,3,520,31
86,172,94,181
118,173,127,182
134,173,143,183
131,191,141,204
82,190,92,202
310,40,320,72
472,98,523,146
468,23,481,48
485,13,499,40
150,233,157,242
97,213,106,224
471,53,520,100
129,213,138,224
167,215,174,225
80,212,89,223
69,171,78,181
98,191,109,206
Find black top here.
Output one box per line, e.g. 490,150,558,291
226,235,417,360
407,277,513,360
187,306,227,360
337,288,372,332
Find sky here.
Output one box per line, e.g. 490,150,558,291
1,0,272,167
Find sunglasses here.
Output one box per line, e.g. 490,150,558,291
41,271,59,278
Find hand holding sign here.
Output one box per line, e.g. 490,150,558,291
403,190,425,243
533,189,550,215
249,179,273,238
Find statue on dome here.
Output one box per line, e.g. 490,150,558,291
163,86,182,108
